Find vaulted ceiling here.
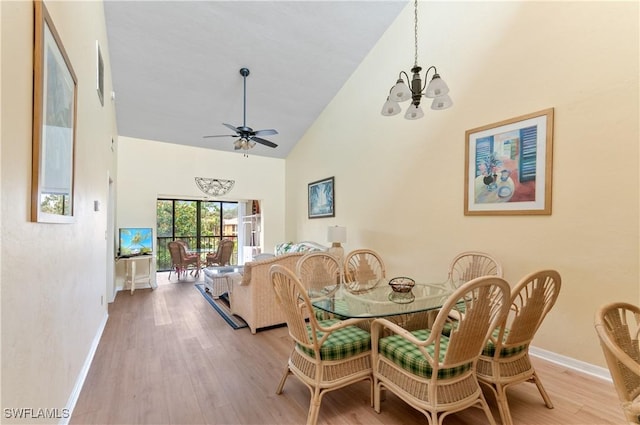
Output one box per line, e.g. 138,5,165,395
104,1,407,158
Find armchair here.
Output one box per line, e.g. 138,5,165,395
371,276,511,425
595,302,640,424
206,239,234,266
167,241,201,279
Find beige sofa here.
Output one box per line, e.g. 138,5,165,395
229,252,304,334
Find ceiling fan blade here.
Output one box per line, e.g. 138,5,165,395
251,136,278,148
223,123,239,133
203,134,239,138
254,129,278,136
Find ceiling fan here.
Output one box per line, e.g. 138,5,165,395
204,67,278,155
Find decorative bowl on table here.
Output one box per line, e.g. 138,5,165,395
388,277,415,293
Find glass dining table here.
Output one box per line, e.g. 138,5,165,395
310,278,452,321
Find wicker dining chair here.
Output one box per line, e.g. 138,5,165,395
296,251,344,295
476,269,561,425
296,252,344,320
371,276,511,425
595,302,640,424
447,251,503,289
270,264,373,425
344,249,385,283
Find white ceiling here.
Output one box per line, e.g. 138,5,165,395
104,0,407,158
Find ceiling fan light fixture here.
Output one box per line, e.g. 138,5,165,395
203,67,278,155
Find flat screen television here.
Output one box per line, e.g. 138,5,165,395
118,227,153,257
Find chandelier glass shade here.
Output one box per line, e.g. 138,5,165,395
381,0,452,119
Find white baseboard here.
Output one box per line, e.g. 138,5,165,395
114,282,154,295
530,345,612,382
61,311,109,425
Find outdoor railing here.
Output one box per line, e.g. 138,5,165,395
156,236,238,271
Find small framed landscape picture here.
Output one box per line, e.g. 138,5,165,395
464,108,554,216
308,177,335,219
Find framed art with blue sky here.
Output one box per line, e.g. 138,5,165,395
308,177,335,219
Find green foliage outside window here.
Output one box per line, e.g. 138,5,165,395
155,199,238,270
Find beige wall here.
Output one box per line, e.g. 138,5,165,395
1,0,638,417
116,137,286,270
286,1,639,367
1,0,118,418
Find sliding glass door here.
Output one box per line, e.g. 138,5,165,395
156,199,238,270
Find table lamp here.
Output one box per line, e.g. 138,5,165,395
327,225,347,261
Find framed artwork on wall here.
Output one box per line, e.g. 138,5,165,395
32,0,78,223
464,108,554,216
96,40,104,106
308,177,335,219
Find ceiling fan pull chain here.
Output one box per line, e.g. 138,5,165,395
242,69,247,128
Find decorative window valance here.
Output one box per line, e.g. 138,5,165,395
194,177,235,197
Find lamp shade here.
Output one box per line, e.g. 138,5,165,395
425,74,450,98
430,94,453,110
327,225,347,244
381,98,401,116
404,104,424,120
390,79,411,102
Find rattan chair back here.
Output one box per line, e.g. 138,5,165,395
296,252,344,294
595,302,640,424
476,269,561,425
447,251,503,289
206,239,234,266
344,249,385,283
271,264,317,349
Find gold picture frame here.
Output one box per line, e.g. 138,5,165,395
464,108,554,216
32,1,78,223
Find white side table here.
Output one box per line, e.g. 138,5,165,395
203,266,244,298
119,255,155,295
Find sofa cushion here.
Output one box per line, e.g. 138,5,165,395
275,242,296,255
275,241,326,256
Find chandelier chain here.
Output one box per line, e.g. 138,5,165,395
413,0,418,67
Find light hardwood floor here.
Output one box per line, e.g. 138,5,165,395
71,272,626,425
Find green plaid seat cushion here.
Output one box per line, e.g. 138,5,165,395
298,319,371,360
379,329,471,379
313,307,330,320
481,328,527,358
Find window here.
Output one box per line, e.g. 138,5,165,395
156,199,238,271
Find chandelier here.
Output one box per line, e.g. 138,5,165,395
381,0,453,120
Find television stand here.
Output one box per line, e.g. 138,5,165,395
117,255,155,294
